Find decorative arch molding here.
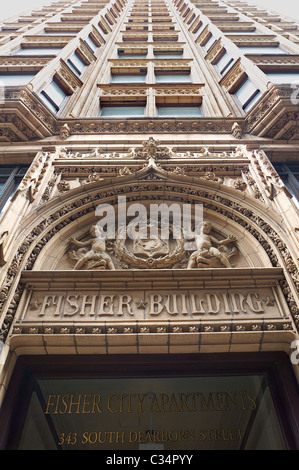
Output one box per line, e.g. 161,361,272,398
0,167,299,343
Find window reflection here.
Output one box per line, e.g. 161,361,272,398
17,375,286,450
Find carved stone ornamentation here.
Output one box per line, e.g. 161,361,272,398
187,221,238,269
232,122,243,139
69,225,115,270
60,123,71,140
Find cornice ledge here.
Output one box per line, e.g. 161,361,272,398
2,87,56,141
245,85,299,139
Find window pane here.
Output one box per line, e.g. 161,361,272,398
243,90,261,111
67,52,86,75
158,106,202,117
234,79,261,112
239,46,287,55
40,80,68,113
203,35,216,52
14,48,62,56
43,30,77,36
0,73,36,86
101,106,145,117
16,374,287,450
215,52,234,75
118,53,147,58
154,51,183,59
235,80,257,104
45,81,67,106
85,36,98,53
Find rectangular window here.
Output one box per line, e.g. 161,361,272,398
154,50,183,59
155,71,191,83
43,30,78,36
0,166,29,215
14,47,62,56
4,354,293,451
40,79,70,114
0,73,37,86
157,105,202,117
234,78,261,112
110,73,146,83
67,51,87,76
202,34,216,53
239,46,288,55
214,51,234,75
118,50,147,58
224,29,257,35
273,162,299,205
84,35,98,54
100,105,145,117
266,72,299,84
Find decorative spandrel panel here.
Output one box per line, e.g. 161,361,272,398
53,219,245,271
9,268,295,356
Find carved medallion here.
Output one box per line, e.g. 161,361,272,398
114,220,186,269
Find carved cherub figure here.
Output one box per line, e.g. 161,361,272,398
187,221,237,269
69,225,115,270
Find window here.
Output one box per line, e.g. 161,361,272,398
2,354,296,450
84,35,99,54
100,105,145,117
266,72,299,84
0,73,37,86
273,162,299,205
153,35,178,42
67,51,87,76
0,166,29,215
43,30,78,36
233,78,261,112
202,34,216,53
40,79,70,114
225,29,257,35
192,21,205,34
13,47,62,56
155,71,191,83
110,73,146,83
157,105,202,117
118,50,147,58
214,51,234,76
154,50,183,59
239,46,288,55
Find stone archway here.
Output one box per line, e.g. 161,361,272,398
0,166,297,357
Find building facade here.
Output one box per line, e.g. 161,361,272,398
0,0,298,450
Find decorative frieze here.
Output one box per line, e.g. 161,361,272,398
63,118,242,135
9,268,294,344
57,59,83,92
0,56,50,68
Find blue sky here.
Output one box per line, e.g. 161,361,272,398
0,0,298,22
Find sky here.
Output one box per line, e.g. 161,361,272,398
0,0,298,22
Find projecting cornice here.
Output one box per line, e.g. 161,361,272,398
1,84,299,142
